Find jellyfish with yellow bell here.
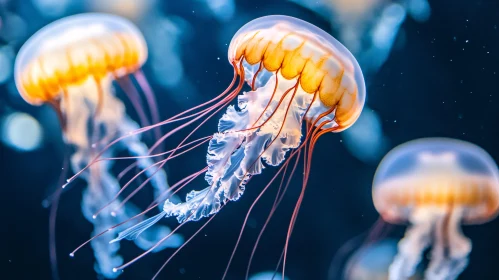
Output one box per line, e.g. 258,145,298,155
67,15,365,278
373,138,499,280
14,13,183,279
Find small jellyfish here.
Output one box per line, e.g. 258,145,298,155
372,138,499,280
14,13,182,279
250,271,290,280
68,15,365,279
339,239,423,280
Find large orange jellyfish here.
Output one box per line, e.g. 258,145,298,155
373,138,499,279
68,15,366,279
14,13,182,279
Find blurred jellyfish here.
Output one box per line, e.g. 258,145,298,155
14,13,182,279
341,239,423,280
341,107,389,163
87,0,157,21
290,0,431,76
250,271,290,280
196,0,236,22
373,138,499,279
0,111,43,151
142,15,194,93
68,15,366,279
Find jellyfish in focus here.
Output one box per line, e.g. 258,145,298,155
340,239,423,280
14,13,182,279
290,0,431,76
373,138,499,279
66,15,365,278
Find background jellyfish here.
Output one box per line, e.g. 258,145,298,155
68,14,366,279
195,0,236,22
373,138,499,279
249,271,290,280
289,0,431,77
14,13,182,279
339,239,423,280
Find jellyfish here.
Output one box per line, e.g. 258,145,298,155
372,138,499,279
14,13,182,279
339,239,423,280
250,271,290,280
67,15,366,279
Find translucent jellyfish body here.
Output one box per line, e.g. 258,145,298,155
373,138,499,280
341,239,423,280
67,15,365,279
14,13,182,279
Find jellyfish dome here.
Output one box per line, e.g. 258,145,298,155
15,13,147,106
373,138,499,280
229,15,366,131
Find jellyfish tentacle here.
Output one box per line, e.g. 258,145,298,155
91,115,174,218
113,190,221,272
48,150,70,280
111,61,245,191
108,67,244,198
80,158,181,278
151,212,220,280
446,208,471,277
71,168,209,257
108,167,207,244
111,212,167,243
245,149,301,280
251,62,264,91
389,208,437,280
63,64,240,189
133,70,163,151
425,212,447,279
281,113,338,278
225,80,319,279
425,208,471,280
221,104,301,279
116,75,151,129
